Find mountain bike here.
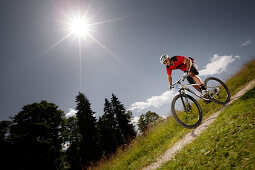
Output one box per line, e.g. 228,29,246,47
171,76,230,129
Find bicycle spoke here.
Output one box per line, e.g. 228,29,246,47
205,77,230,105
173,96,200,126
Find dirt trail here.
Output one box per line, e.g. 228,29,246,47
143,79,255,170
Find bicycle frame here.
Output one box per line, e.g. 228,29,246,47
171,76,229,129
172,76,220,101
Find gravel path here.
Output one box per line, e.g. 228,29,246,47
143,79,255,170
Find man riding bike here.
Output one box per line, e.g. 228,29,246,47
160,54,208,97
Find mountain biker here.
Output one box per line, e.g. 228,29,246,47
160,54,208,97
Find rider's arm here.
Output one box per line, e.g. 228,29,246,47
184,57,192,71
168,75,172,85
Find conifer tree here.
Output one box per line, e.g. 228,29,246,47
98,95,136,156
111,94,136,144
97,99,118,155
75,92,100,168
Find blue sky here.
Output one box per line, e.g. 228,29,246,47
0,0,255,122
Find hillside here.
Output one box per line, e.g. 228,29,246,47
160,85,255,169
90,59,255,170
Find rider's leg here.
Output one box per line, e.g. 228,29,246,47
191,74,202,85
189,63,206,92
191,74,206,91
187,73,200,91
189,63,209,101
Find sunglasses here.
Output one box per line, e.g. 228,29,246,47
163,59,169,64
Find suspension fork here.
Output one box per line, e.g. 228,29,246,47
179,89,191,112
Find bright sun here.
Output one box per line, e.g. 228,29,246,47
41,4,129,90
69,16,91,37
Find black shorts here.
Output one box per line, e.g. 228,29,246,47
187,63,199,84
190,62,199,75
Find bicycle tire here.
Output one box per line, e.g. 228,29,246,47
171,94,202,129
204,77,230,105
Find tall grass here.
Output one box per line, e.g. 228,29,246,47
92,117,190,169
91,59,255,170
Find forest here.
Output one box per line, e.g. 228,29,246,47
0,92,137,170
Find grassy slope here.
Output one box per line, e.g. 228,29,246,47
160,86,255,169
92,59,255,170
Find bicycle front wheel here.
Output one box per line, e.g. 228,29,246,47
171,94,202,129
204,77,230,105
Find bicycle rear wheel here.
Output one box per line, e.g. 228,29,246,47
171,94,202,129
204,77,230,105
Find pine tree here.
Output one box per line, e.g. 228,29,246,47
97,99,118,155
111,94,136,144
75,92,100,168
98,95,136,156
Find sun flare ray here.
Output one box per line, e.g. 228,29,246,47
79,36,83,91
39,32,72,57
85,33,134,71
40,1,136,91
86,33,120,61
90,15,132,26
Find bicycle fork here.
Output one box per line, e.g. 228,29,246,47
179,89,192,112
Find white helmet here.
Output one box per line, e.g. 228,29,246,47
160,54,169,64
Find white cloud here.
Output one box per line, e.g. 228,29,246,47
241,40,251,47
131,116,139,125
128,90,178,112
66,108,77,117
199,54,240,76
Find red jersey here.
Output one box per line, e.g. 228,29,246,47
166,56,188,76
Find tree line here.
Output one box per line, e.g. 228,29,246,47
0,92,136,170
0,92,162,169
